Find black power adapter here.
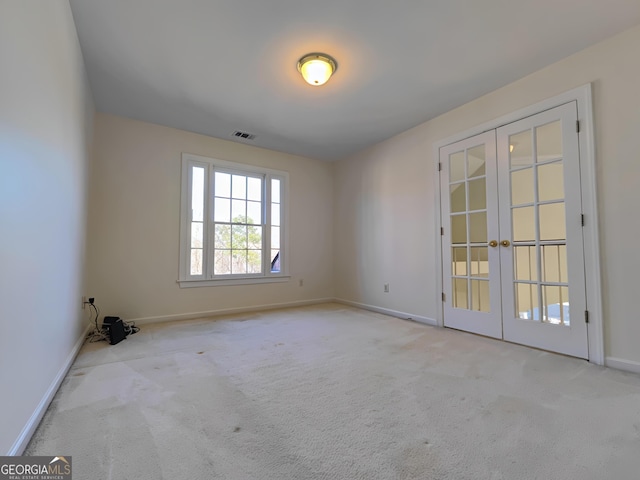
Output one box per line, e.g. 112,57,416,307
102,316,127,345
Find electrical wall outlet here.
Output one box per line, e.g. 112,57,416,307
384,283,390,293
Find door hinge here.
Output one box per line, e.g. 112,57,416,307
581,214,585,226
440,227,444,235
585,310,589,323
438,162,442,171
442,292,446,302
576,120,580,133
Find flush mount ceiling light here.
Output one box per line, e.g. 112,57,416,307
297,53,337,86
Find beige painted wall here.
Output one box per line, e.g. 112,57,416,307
334,23,640,364
86,114,334,321
0,1,94,454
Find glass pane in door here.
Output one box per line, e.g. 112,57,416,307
511,168,534,205
542,285,569,325
452,247,468,275
508,121,570,327
453,278,469,309
515,283,539,320
469,212,488,243
449,146,491,312
451,215,467,244
468,145,486,177
512,206,535,241
536,121,562,159
471,280,490,313
514,246,537,281
468,179,487,210
538,162,564,201
450,184,466,212
539,203,566,241
450,151,465,182
509,130,533,167
541,245,567,283
470,247,488,277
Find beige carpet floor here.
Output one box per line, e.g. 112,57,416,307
26,303,640,479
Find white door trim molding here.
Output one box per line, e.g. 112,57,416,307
433,84,604,365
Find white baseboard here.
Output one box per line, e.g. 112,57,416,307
605,357,640,375
129,298,336,325
334,298,437,326
8,323,91,456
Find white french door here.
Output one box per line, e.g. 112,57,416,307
440,102,588,359
441,132,502,339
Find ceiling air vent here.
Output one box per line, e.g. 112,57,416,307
231,130,256,141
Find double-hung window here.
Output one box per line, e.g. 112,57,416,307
179,153,288,286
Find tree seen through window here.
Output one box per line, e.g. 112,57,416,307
214,215,262,274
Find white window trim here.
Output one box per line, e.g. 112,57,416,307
178,153,290,287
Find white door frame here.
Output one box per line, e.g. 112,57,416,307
433,84,604,365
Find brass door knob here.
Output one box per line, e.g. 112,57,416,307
501,240,511,247
488,240,498,247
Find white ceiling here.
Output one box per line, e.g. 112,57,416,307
69,0,640,161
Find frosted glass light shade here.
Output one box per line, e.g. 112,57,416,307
297,54,337,86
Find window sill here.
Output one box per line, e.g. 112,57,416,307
177,276,290,288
